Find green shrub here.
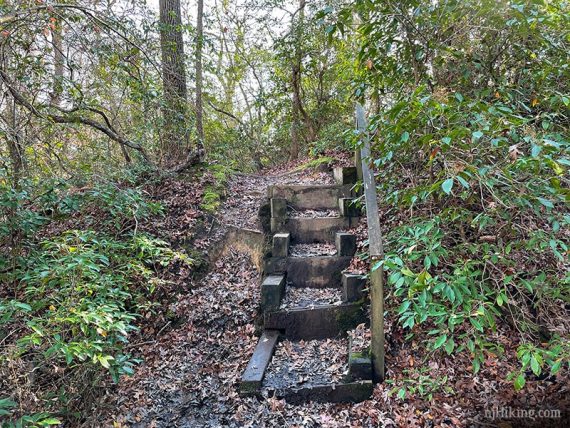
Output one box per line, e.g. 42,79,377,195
0,174,189,423
200,164,233,213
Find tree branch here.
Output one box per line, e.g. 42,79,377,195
0,67,151,163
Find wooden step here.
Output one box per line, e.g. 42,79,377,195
268,184,354,210
264,303,365,340
271,216,360,243
261,337,372,403
265,255,352,288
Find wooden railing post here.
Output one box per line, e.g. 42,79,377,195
355,103,385,382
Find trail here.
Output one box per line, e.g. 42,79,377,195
103,163,380,427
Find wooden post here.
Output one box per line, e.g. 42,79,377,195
369,259,385,382
355,103,385,382
355,148,363,183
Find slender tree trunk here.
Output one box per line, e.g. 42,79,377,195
289,0,306,160
6,99,24,187
50,20,64,107
159,0,189,163
1,19,24,187
195,0,205,158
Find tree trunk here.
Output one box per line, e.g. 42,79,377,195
289,0,306,160
195,0,205,158
50,19,64,107
159,0,189,163
290,83,301,160
6,99,24,187
1,18,25,187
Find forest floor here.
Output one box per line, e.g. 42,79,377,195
99,155,569,428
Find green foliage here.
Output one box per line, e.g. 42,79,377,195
377,218,504,373
510,339,570,390
200,164,232,213
386,368,454,401
201,189,222,213
4,230,185,377
336,0,570,389
82,183,163,231
309,120,352,157
293,156,334,172
0,174,189,423
0,398,61,428
0,174,49,246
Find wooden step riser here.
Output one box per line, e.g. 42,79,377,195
272,232,356,258
264,303,366,340
268,184,354,210
269,381,373,404
271,217,360,244
265,256,352,288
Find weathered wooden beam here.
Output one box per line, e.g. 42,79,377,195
356,102,385,383
240,330,280,395
264,303,365,340
261,275,286,312
272,233,290,258
268,184,353,210
264,255,352,288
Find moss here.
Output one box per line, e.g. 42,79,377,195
293,156,334,172
335,303,366,331
350,350,369,360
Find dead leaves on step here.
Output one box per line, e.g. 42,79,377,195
289,243,338,257
288,208,339,218
280,286,343,310
264,339,349,389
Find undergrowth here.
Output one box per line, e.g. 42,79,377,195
200,164,233,213
363,85,569,391
0,168,191,426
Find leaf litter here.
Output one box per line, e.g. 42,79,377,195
263,339,349,390
280,286,343,310
288,208,340,218
289,243,337,257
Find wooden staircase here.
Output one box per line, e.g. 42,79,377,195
240,166,374,403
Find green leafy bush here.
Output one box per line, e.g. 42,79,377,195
5,230,185,376
333,0,570,391
0,174,189,424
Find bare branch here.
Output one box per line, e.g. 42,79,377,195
0,67,151,163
